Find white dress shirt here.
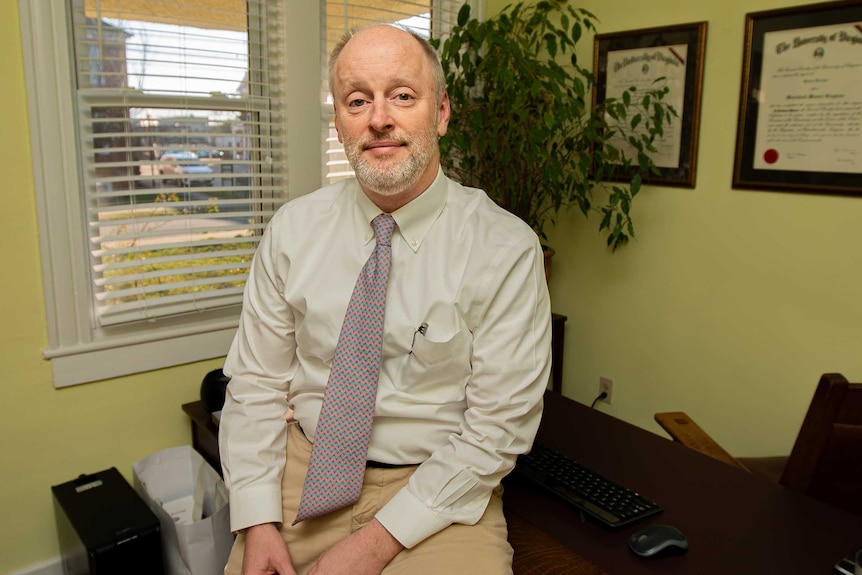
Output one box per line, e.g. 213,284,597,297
219,168,552,548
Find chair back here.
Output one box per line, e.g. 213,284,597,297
780,373,862,515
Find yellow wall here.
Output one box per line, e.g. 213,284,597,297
486,0,862,457
1,4,224,572
4,0,862,571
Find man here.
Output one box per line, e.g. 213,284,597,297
219,24,551,575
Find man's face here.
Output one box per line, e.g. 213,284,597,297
331,26,450,202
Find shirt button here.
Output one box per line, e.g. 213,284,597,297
411,239,418,247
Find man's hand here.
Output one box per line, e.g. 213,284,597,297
242,523,297,575
308,519,404,575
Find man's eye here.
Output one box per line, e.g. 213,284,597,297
349,98,366,107
395,93,412,101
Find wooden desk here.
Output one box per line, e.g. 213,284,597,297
182,401,221,474
184,390,862,573
503,390,862,574
551,313,567,394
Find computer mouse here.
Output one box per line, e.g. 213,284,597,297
628,524,689,558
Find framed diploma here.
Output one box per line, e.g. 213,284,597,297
733,0,862,194
594,22,708,188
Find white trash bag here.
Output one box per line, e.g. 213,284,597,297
133,446,234,575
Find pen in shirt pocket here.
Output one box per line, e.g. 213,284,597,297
409,322,428,354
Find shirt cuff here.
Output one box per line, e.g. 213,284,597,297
228,483,284,533
375,487,452,548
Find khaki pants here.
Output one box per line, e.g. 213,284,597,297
225,423,513,575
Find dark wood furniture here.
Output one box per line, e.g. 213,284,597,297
502,389,862,574
654,411,746,469
551,313,567,394
653,412,788,485
182,401,221,474
185,385,862,574
655,372,862,516
505,511,607,575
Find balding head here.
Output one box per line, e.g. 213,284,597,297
329,25,446,106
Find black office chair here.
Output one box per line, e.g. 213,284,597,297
200,368,230,413
656,373,862,516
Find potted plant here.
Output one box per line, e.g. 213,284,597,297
432,0,674,253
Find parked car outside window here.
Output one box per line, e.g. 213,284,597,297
197,149,225,160
159,150,215,187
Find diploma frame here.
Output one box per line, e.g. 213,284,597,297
732,1,862,194
593,22,708,188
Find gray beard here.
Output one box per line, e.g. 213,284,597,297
344,128,437,196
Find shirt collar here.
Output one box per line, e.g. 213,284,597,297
354,167,447,253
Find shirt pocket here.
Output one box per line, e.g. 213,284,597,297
395,326,471,404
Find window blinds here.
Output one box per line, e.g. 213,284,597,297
323,0,463,184
70,0,287,326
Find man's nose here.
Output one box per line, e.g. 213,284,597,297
369,99,394,132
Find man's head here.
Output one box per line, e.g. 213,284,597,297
329,25,450,211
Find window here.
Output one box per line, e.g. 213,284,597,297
20,0,479,387
69,1,287,328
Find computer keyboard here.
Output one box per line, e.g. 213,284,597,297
514,442,663,528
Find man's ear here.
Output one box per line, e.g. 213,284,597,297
333,106,343,143
437,91,451,137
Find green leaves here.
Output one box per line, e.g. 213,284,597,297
457,2,471,26
544,33,558,58
438,0,673,250
630,173,642,197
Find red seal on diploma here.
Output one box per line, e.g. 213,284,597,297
763,149,779,164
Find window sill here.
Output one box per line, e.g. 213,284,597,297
45,325,236,387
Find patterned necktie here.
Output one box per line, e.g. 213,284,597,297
293,213,396,524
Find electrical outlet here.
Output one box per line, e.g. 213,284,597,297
598,376,614,405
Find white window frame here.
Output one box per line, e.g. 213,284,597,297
20,0,323,387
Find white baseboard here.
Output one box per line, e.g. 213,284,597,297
7,557,62,575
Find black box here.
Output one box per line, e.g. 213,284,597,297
52,467,163,575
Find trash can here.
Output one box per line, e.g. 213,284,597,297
133,445,234,575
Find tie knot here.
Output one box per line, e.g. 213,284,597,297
372,214,395,247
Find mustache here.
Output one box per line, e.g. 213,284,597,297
358,135,409,148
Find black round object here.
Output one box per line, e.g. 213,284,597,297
200,368,230,413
